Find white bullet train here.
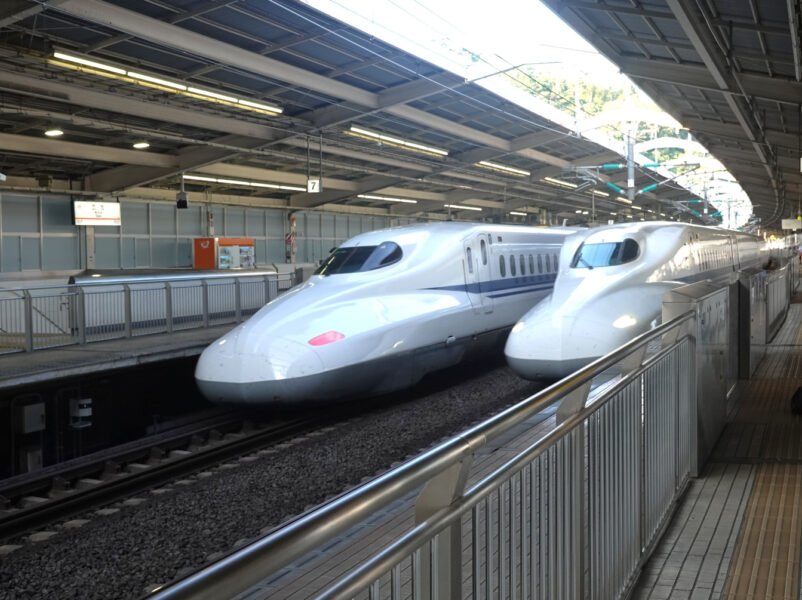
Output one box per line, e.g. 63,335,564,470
505,221,769,380
195,221,577,405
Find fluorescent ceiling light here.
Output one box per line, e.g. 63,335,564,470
477,161,530,176
582,211,589,215
349,126,448,156
586,189,610,197
188,87,239,103
542,177,577,189
444,204,481,211
44,128,63,137
128,71,187,90
660,212,666,216
357,194,417,204
132,141,150,149
52,51,126,75
238,99,282,114
632,205,642,210
182,174,305,192
610,212,617,215
616,196,632,204
509,211,527,216
574,209,582,214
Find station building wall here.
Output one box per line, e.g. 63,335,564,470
0,192,419,275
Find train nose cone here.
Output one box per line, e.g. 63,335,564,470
195,330,326,404
505,312,616,380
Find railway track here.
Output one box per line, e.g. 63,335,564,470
0,410,324,541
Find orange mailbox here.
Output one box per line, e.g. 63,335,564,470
193,238,255,269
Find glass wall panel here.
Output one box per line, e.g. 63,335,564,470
43,237,79,270
2,195,39,233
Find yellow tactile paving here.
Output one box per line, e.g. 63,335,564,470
721,464,802,600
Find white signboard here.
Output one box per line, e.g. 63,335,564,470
781,218,801,230
307,178,321,193
73,201,121,226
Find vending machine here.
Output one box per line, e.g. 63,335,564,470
193,238,255,269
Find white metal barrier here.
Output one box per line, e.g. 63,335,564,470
149,311,696,600
0,272,295,354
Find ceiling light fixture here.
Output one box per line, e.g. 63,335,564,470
509,211,527,216
44,128,64,137
616,196,633,204
444,204,482,211
49,50,283,116
132,141,150,149
542,176,578,189
477,161,530,176
357,194,417,204
182,174,305,192
348,125,448,156
586,189,610,197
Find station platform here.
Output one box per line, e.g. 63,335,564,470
0,325,233,392
236,298,802,599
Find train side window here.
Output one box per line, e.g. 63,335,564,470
466,247,474,274
520,254,526,275
537,255,543,273
553,254,558,270
510,255,517,276
545,254,551,272
499,255,506,277
480,239,488,265
529,254,535,274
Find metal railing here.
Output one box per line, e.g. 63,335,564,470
150,310,696,600
766,263,791,341
0,272,296,354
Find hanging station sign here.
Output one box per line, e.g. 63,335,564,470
73,201,121,226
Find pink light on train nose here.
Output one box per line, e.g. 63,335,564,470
308,331,345,346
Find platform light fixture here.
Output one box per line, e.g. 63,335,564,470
357,194,417,204
182,173,305,191
348,125,448,157
132,141,150,149
616,196,632,204
477,161,530,177
444,204,481,211
542,177,577,189
586,189,609,197
49,50,283,115
509,211,527,216
44,127,64,137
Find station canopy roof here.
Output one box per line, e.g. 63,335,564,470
0,0,711,224
542,0,802,229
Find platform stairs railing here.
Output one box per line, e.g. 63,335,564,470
149,310,696,600
0,272,296,354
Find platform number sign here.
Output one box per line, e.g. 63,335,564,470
307,178,321,193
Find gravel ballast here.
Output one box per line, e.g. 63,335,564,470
0,360,544,600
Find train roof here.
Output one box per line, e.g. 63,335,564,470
340,222,580,247
574,221,761,243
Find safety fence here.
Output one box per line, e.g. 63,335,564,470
0,272,296,354
150,311,696,600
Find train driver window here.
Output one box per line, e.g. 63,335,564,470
529,254,535,274
520,255,526,275
480,239,488,265
314,241,403,275
466,247,474,274
537,255,543,273
570,238,640,268
510,255,517,276
499,255,506,277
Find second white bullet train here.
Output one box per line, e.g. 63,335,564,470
505,221,769,380
196,221,577,405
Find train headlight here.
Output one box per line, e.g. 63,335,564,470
308,330,345,346
511,321,525,334
612,314,638,328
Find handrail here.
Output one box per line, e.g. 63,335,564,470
148,309,696,600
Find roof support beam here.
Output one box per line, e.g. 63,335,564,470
789,0,802,81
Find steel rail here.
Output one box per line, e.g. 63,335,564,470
148,309,696,600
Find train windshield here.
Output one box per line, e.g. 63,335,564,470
315,242,403,275
570,238,639,269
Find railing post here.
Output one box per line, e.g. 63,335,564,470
76,287,86,345
264,275,271,303
235,279,242,322
124,284,132,338
23,290,33,352
165,282,173,334
202,280,209,328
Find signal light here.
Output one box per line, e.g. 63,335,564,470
308,331,345,346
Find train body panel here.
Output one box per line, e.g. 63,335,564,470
505,222,769,380
195,221,576,405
